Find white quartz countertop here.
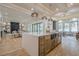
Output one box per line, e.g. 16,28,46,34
22,32,59,37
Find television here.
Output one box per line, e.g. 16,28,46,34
10,22,19,33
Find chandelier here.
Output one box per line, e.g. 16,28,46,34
31,12,38,17
41,16,47,20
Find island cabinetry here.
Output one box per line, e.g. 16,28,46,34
54,33,61,47
39,35,52,56
39,36,45,56
44,35,51,55
22,33,61,56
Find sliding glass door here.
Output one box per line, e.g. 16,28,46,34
58,22,63,32
64,23,70,32
28,22,44,34
71,22,77,32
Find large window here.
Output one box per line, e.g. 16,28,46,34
64,23,70,32
58,22,63,32
28,22,44,34
38,23,44,33
28,24,32,32
71,22,77,32
57,18,79,32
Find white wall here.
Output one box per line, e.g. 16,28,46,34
0,5,39,32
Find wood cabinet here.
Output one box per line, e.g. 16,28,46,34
39,33,61,56
22,32,61,56
76,33,79,40
39,36,45,56
54,33,61,46
39,35,51,56
44,35,51,54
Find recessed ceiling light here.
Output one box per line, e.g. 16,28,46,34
31,8,34,11
56,8,59,11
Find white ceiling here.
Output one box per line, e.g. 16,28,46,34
13,3,79,19
0,3,38,25
0,3,79,24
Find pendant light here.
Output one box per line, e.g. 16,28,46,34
31,8,38,17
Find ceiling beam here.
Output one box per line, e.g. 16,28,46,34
38,4,53,16
0,3,31,15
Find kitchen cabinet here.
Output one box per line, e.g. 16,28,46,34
22,32,61,56
44,35,51,54
39,36,45,56
39,33,61,56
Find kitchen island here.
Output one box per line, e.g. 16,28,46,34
22,32,61,56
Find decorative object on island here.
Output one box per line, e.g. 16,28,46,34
46,25,50,33
21,24,25,31
5,22,10,33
